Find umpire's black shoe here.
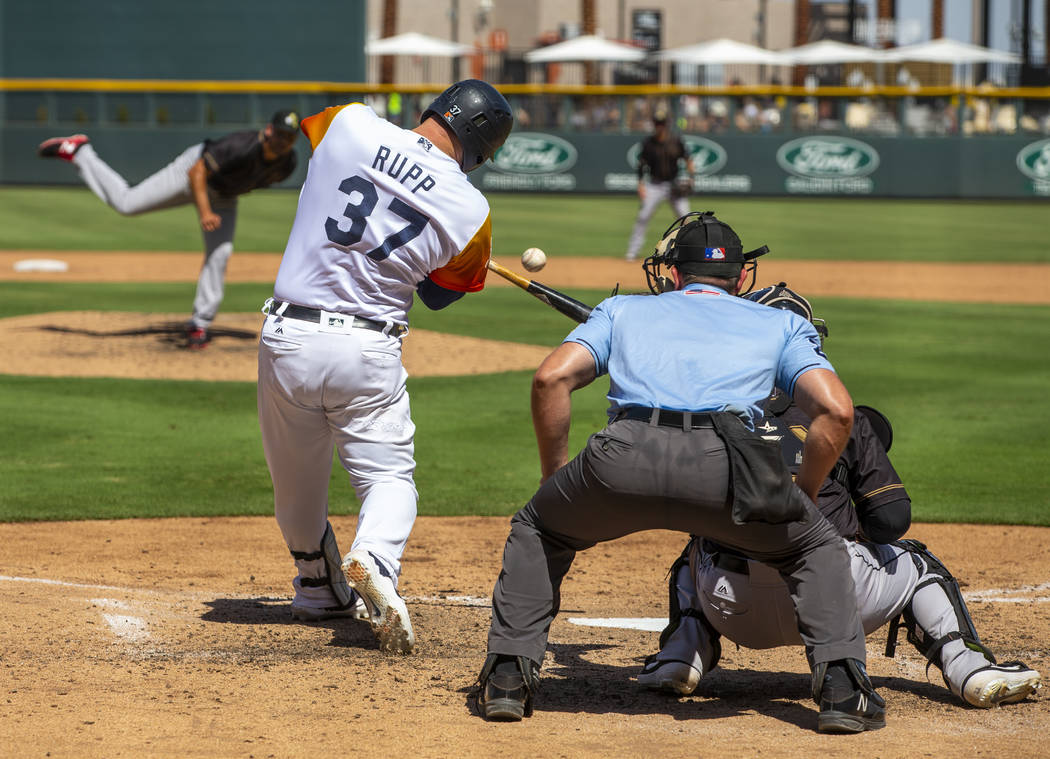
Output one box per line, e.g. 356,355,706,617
813,659,886,734
477,654,539,721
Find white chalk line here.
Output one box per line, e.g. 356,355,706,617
569,617,668,631
5,575,1050,638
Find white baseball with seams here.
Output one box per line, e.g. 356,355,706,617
521,247,547,272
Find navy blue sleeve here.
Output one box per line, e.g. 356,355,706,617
416,275,466,310
858,498,912,543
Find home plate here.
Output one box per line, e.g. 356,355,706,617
14,258,69,272
568,617,668,631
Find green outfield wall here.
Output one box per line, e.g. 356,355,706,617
8,125,1050,198
471,130,1050,198
2,120,1050,197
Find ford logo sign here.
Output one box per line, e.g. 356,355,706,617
491,132,578,174
776,137,880,178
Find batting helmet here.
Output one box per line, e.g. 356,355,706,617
746,282,828,340
643,211,769,295
421,79,514,172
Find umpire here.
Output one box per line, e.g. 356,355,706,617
476,212,886,733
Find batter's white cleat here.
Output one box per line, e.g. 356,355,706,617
38,134,89,161
341,550,414,654
290,592,369,622
961,662,1041,708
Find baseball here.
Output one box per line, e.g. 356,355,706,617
521,247,547,272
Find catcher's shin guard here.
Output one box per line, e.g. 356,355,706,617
884,539,994,681
290,521,356,609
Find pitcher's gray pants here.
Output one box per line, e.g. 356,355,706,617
73,143,238,329
626,181,689,260
487,418,866,669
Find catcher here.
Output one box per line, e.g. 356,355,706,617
639,283,1042,709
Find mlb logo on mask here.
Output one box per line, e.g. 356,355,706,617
704,247,726,260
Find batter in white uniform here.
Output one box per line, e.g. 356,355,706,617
257,80,513,654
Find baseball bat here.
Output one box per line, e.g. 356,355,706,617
486,258,593,324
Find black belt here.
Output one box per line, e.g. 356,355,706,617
615,407,715,429
274,302,407,337
702,540,750,575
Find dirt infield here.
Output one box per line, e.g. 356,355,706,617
2,518,1047,758
1,252,1048,757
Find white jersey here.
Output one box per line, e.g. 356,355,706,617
273,103,493,327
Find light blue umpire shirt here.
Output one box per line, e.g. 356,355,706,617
566,283,835,430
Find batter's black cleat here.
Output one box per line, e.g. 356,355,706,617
813,659,886,734
38,134,89,162
476,654,539,721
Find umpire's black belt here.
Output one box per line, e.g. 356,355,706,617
615,406,716,430
273,301,407,338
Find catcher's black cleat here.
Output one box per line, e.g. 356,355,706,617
813,659,886,734
476,654,539,721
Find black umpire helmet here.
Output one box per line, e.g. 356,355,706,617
644,211,769,295
421,79,514,172
746,281,828,340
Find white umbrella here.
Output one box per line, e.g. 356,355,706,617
881,38,1021,64
524,34,646,63
778,39,886,65
365,32,473,57
653,38,785,65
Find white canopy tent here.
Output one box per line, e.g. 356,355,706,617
881,38,1021,64
365,32,474,90
653,38,785,65
882,38,1022,87
364,32,474,57
777,39,887,65
524,35,646,63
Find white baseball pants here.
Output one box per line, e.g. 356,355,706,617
677,540,993,695
257,311,417,607
625,180,690,260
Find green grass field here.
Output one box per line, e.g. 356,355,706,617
0,189,1047,525
2,187,1049,262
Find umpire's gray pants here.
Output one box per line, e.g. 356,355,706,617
487,418,866,669
73,143,238,329
625,181,690,260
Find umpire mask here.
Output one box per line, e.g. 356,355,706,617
643,211,769,295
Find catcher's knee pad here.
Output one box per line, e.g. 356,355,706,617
884,539,993,675
290,521,355,608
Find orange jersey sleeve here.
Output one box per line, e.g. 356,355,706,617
428,214,492,293
300,104,360,150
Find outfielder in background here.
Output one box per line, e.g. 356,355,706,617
639,284,1042,709
624,111,694,261
256,81,513,654
37,111,300,349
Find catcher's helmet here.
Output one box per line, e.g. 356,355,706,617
643,211,769,295
746,281,828,340
421,79,514,172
